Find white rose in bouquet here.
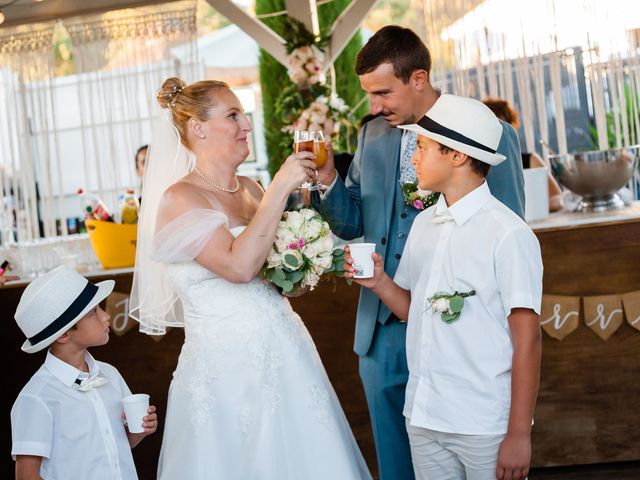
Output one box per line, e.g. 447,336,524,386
276,224,295,242
275,237,290,253
301,218,323,240
266,249,281,268
312,254,333,271
284,210,305,232
302,243,319,259
301,208,317,221
302,269,321,290
308,236,333,256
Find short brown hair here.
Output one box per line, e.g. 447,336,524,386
157,77,229,149
482,97,519,128
356,25,431,84
437,143,491,178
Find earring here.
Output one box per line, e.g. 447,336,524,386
200,134,206,139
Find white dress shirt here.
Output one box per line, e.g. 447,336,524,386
11,351,137,479
394,182,543,435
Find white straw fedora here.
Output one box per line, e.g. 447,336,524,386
15,265,114,353
398,94,507,166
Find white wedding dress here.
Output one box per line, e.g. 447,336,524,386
154,215,371,479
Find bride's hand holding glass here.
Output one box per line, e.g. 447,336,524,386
271,151,318,194
293,130,330,191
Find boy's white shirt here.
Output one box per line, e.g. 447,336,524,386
394,181,543,435
11,350,138,480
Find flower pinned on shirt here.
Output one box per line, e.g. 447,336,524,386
401,182,440,211
427,290,476,323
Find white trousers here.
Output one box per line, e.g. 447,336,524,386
406,419,505,480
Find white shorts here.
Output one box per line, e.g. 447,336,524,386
406,419,505,480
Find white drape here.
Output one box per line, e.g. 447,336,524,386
0,1,199,247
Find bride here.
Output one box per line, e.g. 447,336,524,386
130,77,371,479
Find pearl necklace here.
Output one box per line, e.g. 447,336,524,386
193,167,240,193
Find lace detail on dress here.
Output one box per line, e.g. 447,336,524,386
308,384,331,426
180,330,218,433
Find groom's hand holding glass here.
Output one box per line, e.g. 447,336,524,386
313,136,338,189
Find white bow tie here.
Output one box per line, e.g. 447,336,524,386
430,213,455,224
74,375,108,392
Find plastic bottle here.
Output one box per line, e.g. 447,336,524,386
77,188,114,222
120,189,140,224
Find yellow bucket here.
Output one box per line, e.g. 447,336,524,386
85,219,137,269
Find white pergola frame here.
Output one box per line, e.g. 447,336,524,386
207,0,377,71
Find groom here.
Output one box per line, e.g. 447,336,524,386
316,26,524,479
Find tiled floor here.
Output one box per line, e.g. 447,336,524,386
529,461,640,479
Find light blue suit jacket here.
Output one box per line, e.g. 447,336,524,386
318,116,525,356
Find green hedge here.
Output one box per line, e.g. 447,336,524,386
256,0,367,177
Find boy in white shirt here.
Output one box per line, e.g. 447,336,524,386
11,265,158,480
346,94,543,480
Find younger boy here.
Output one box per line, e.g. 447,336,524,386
11,265,158,480
346,94,543,480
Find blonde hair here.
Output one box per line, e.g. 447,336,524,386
157,77,229,148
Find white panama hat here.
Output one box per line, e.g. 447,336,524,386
398,94,507,166
15,265,114,353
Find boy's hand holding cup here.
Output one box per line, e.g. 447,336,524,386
344,243,387,290
122,394,157,436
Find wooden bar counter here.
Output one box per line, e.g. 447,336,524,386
2,203,640,478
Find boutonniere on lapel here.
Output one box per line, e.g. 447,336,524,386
427,290,476,323
401,182,440,211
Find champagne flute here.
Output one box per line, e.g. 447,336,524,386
310,130,328,191
293,130,316,191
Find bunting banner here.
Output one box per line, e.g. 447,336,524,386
622,290,640,332
583,295,624,341
540,290,640,341
539,295,580,340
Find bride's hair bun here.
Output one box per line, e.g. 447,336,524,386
156,77,228,149
157,77,187,110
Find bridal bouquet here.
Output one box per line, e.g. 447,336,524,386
263,208,345,296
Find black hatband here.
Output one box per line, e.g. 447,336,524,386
28,282,99,345
417,116,496,154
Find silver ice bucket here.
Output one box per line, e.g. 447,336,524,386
548,146,639,212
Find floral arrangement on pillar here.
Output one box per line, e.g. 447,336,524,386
273,19,355,165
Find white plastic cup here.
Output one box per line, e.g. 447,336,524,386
122,394,150,434
348,243,376,278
